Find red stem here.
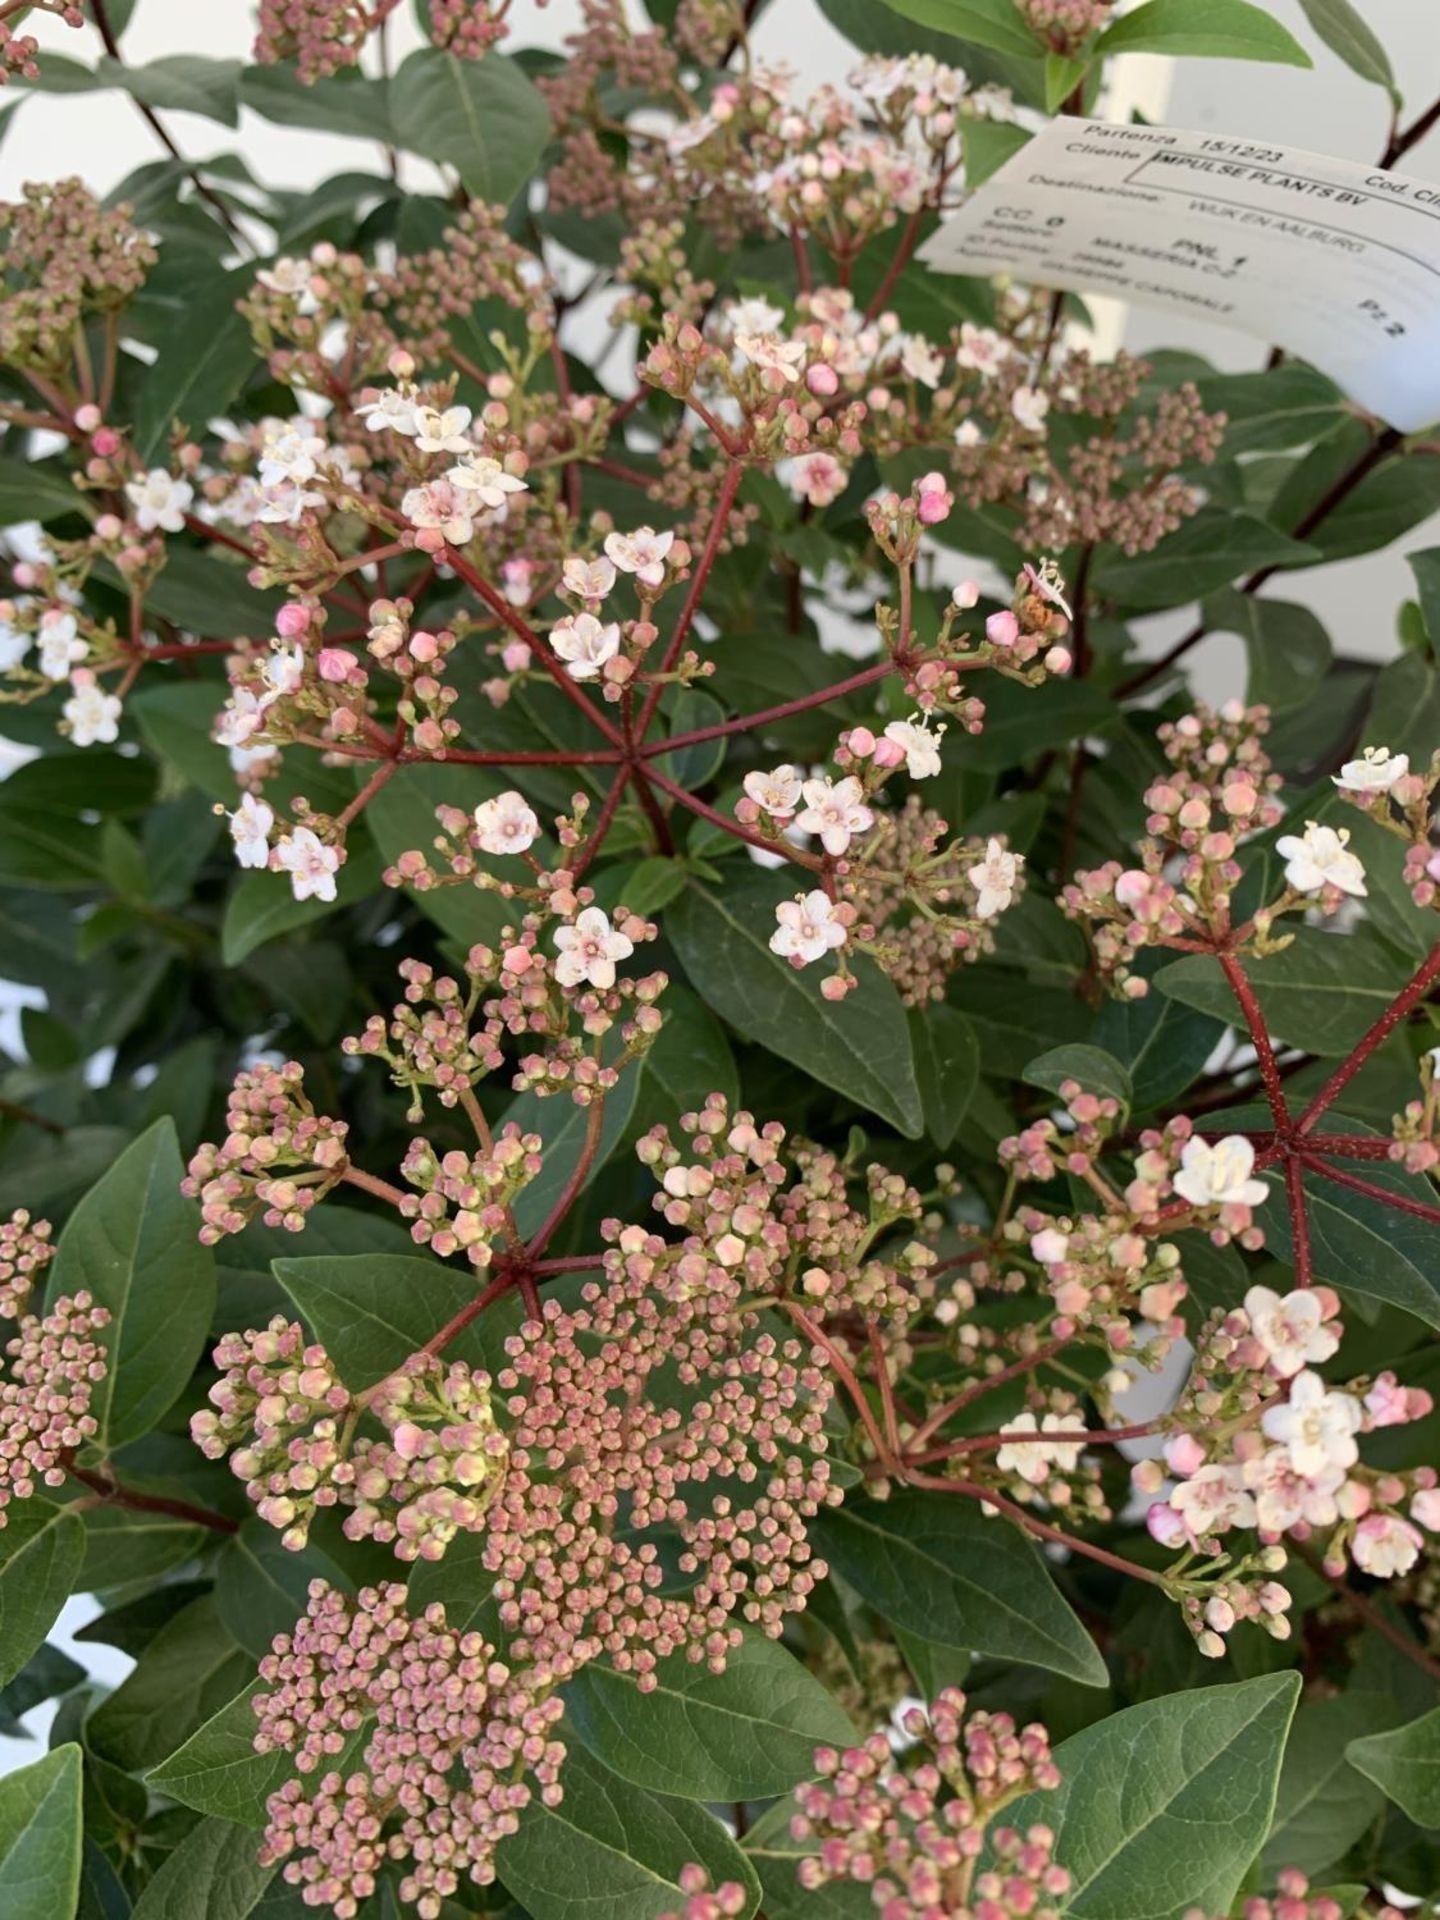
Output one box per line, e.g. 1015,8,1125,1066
635,460,745,736
67,1462,237,1534
907,1474,1163,1585
1218,951,1290,1126
1299,1155,1440,1227
1283,1154,1313,1284
640,656,898,758
1294,939,1440,1136
643,762,823,870
525,1092,609,1260
906,1334,1076,1452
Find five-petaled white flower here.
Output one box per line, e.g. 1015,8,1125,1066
562,555,617,601
1241,1445,1343,1535
1333,745,1409,793
995,1411,1084,1485
37,609,87,682
550,612,621,680
447,454,528,511
726,296,786,336
276,827,340,904
884,716,946,780
401,480,475,547
770,890,847,966
229,792,274,870
967,837,1021,918
955,322,1008,374
62,673,121,747
743,765,804,819
1275,820,1366,897
787,451,848,507
735,332,806,382
474,790,539,857
1352,1513,1423,1578
257,257,312,297
1243,1284,1340,1379
216,686,275,749
1169,1462,1255,1536
900,336,944,387
553,906,633,990
1011,385,1050,433
355,388,419,437
412,404,473,454
604,527,675,589
795,776,873,856
262,645,306,698
0,613,29,671
1260,1369,1362,1478
259,428,326,489
125,467,195,535
1173,1135,1269,1211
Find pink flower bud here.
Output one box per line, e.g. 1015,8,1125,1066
806,363,839,397
317,648,354,683
952,580,980,610
74,403,102,432
276,602,311,638
93,427,121,458
872,737,906,769
986,610,1018,648
1412,1488,1440,1531
1164,1432,1207,1477
845,726,876,757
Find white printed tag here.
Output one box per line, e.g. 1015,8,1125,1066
920,116,1440,431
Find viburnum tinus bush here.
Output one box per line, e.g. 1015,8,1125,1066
1,0,1440,1915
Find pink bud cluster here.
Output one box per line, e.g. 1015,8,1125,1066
0,179,154,373
346,1354,508,1559
657,1865,752,1920
399,1127,541,1267
791,1688,1069,1918
0,1292,110,1519
183,1061,349,1243
0,1208,54,1319
1186,1867,1405,1920
255,1580,563,1917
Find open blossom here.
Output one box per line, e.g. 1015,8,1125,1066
1351,1512,1424,1577
401,479,475,546
996,1411,1084,1484
553,906,633,989
604,526,674,588
37,609,86,681
62,673,122,747
229,792,275,870
447,453,528,511
1012,384,1050,432
1276,820,1366,896
473,790,538,856
1242,1444,1343,1534
1334,745,1408,792
1168,1462,1256,1537
411,402,472,453
562,555,617,600
256,256,312,297
354,387,418,435
743,764,803,818
1243,1284,1339,1378
1260,1369,1362,1477
1173,1135,1269,1210
259,427,326,488
276,828,340,904
967,837,1021,917
124,466,194,533
734,331,805,381
262,644,306,698
770,890,847,966
787,450,848,507
725,295,786,335
795,776,873,855
884,715,945,779
900,335,944,386
216,686,275,748
550,611,621,679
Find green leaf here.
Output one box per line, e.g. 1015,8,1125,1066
495,1744,760,1920
388,50,550,206
962,675,1120,771
743,1797,872,1918
1206,588,1332,713
0,1645,84,1738
133,269,253,463
1366,649,1440,763
1254,1148,1440,1327
0,1745,82,1920
873,0,1042,59
148,1684,292,1830
273,1252,502,1390
908,1005,979,1148
565,1630,856,1801
0,1500,85,1691
1024,1043,1132,1111
1154,927,1410,1058
668,870,923,1138
129,1817,275,1920
1309,455,1440,562
962,118,1031,188
1296,0,1398,97
47,1118,215,1451
365,763,512,948
1096,0,1312,65
94,55,242,125
89,1595,252,1773
635,981,739,1135
501,1059,644,1240
1091,509,1317,611
239,66,391,140
122,547,284,639
77,1506,205,1591
220,843,383,965
810,1494,1107,1686
215,1522,351,1660
1348,1703,1440,1826
1002,1673,1301,1917
1262,1693,1400,1881
1197,364,1347,455
0,459,85,525
133,681,233,798
1409,546,1440,644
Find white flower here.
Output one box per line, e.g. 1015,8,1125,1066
276,827,340,904
258,428,326,489
884,715,945,780
1275,821,1366,897
967,837,1021,918
1334,745,1409,794
1260,1369,1362,1478
229,792,274,870
62,675,122,747
216,686,275,749
0,614,29,671
770,890,847,966
995,1411,1084,1485
1011,385,1050,433
474,790,539,857
262,645,306,698
1170,1462,1255,1536
604,527,675,589
787,450,848,507
726,296,786,336
1173,1135,1269,1211
254,479,325,526
1243,1285,1340,1378
956,322,1008,374
735,332,806,382
125,467,195,535
900,336,944,387
355,388,419,437
37,609,87,682
743,764,804,818
1242,1445,1343,1534
795,776,873,856
954,419,984,449
448,454,528,511
550,612,621,680
553,906,633,990
1352,1513,1423,1579
401,480,475,546
412,404,473,454
562,556,617,600
257,256,312,297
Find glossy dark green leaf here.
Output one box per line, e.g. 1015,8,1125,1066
1023,1043,1132,1111
94,55,242,125
215,1522,351,1660
1096,0,1312,63
811,1494,1107,1686
873,0,1041,58
273,1252,503,1390
388,50,550,205
1154,928,1410,1058
1206,589,1332,712
1349,1704,1440,1826
0,1744,83,1920
364,763,513,948
239,65,391,139
76,1507,206,1591
1262,1692,1400,1880
0,1645,84,1737
88,1595,252,1773
1092,510,1317,610
909,1004,980,1148
133,269,253,462
962,675,1119,770
1309,455,1440,562
0,460,86,525
742,1796,871,1918
220,842,383,965
129,1816,275,1920
1254,1150,1440,1327
147,1684,291,1830
501,1059,644,1240
0,1500,85,1691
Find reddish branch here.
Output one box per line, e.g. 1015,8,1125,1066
67,1460,238,1534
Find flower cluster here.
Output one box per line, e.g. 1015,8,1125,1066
1187,1869,1405,1920
254,0,528,81
0,1209,54,1320
0,1291,110,1519
790,1688,1069,1917
182,1061,349,1243
0,178,153,372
